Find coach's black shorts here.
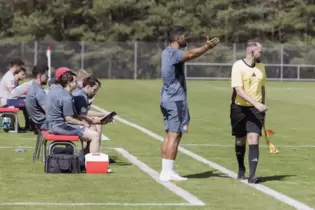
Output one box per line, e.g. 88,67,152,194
230,103,265,138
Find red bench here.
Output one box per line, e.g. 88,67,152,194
0,107,20,133
36,130,82,163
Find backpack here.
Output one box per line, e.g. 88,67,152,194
44,154,81,174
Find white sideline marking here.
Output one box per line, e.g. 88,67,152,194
101,135,110,141
181,144,315,148
0,146,34,149
0,202,196,206
92,105,314,210
114,148,205,206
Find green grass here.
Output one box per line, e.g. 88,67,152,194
1,80,315,210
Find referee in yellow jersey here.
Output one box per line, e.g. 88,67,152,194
230,39,267,184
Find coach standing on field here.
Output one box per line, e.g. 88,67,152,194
159,26,219,182
230,39,267,184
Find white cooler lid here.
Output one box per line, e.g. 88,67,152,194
85,153,109,162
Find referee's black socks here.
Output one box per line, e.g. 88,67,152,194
248,144,259,178
235,144,246,171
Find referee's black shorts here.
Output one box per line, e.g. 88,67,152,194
230,103,265,138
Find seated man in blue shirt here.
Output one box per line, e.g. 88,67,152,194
72,76,109,153
45,70,101,153
25,65,49,130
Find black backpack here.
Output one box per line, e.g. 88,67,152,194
45,154,81,173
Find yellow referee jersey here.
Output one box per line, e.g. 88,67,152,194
231,59,266,107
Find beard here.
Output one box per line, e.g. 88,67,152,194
255,58,261,63
179,40,187,48
41,81,48,86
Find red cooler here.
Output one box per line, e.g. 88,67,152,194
85,153,109,174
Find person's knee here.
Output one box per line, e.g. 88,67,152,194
235,137,246,146
168,132,182,143
82,128,99,141
88,125,97,132
247,133,259,145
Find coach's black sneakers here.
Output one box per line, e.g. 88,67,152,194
248,176,260,184
237,168,246,180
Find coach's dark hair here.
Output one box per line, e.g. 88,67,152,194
9,59,24,67
59,71,77,88
166,26,187,43
32,65,49,78
14,67,26,75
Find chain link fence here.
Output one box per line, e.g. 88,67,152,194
0,41,315,80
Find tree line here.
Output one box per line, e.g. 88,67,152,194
0,0,314,78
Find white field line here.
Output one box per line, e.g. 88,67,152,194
0,202,197,206
92,104,314,210
101,135,110,140
114,148,205,206
181,144,315,148
0,146,34,149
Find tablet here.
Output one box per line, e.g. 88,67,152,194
100,111,117,124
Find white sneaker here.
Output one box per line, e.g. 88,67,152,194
159,171,188,181
108,167,112,173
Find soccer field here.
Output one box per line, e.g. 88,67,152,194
0,80,315,210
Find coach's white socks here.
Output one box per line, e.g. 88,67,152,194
162,159,174,173
160,159,188,181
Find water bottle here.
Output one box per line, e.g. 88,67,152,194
15,148,26,152
2,117,8,129
0,115,3,128
2,117,11,129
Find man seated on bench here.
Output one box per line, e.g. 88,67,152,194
45,70,101,153
0,59,26,107
25,65,49,130
0,60,32,131
72,75,112,153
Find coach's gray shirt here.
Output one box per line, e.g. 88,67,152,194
160,47,187,103
46,84,76,129
72,87,88,115
25,82,46,125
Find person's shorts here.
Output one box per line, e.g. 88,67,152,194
160,100,190,133
6,99,25,108
230,103,265,138
49,123,85,137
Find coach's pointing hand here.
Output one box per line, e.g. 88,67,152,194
254,102,268,112
205,36,220,49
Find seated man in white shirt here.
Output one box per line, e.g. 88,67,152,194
0,59,32,131
0,59,25,107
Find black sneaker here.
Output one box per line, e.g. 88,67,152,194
109,157,116,164
237,168,246,180
248,176,260,184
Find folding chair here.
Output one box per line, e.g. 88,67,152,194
0,107,20,133
41,130,83,163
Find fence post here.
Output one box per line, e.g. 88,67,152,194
280,44,284,81
134,41,138,80
297,66,300,80
233,43,236,63
33,40,38,65
184,45,188,77
80,40,85,70
21,42,25,61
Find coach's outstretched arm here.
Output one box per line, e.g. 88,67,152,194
181,36,219,62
